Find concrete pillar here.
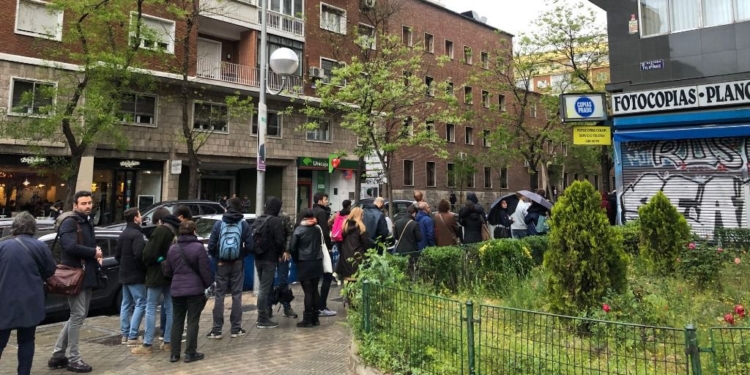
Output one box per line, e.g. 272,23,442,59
75,156,94,193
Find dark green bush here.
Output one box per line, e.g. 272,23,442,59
613,222,640,255
638,191,691,275
478,239,534,295
715,228,750,251
544,180,629,316
520,235,548,265
416,246,464,292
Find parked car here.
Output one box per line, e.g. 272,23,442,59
101,200,226,238
0,217,55,238
356,198,414,222
195,213,256,280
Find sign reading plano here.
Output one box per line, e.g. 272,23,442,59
612,79,750,115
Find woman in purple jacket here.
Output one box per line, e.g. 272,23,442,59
163,220,213,364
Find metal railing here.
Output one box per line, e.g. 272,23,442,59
259,9,304,36
196,58,303,95
201,0,304,37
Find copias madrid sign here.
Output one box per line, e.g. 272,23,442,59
612,79,750,115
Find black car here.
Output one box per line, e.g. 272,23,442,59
356,198,414,221
101,200,226,238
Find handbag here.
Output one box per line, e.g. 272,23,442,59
318,226,333,274
437,213,460,245
176,245,215,300
395,220,414,253
481,223,491,241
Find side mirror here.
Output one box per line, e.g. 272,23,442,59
142,217,151,225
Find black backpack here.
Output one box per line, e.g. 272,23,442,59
251,215,273,255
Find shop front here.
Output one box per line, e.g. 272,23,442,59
92,158,165,225
0,154,69,218
297,156,358,210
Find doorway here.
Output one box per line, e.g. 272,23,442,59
201,178,232,202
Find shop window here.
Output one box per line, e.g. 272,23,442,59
130,13,175,53
9,78,56,116
403,160,414,186
15,0,63,40
120,93,157,126
252,111,281,137
426,161,436,187
306,117,332,142
193,102,228,133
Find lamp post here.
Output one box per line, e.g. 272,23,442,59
255,0,299,294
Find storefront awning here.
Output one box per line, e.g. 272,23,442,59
614,123,750,142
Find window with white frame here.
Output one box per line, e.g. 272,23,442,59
131,14,175,53
498,94,506,111
465,127,473,145
561,143,568,156
193,102,228,132
464,86,473,104
446,81,454,96
9,78,55,116
640,0,749,36
484,167,492,188
447,163,456,187
481,51,489,69
445,39,454,59
464,46,473,64
357,23,376,49
483,130,491,147
424,33,434,53
426,120,434,134
530,103,538,118
482,90,490,108
425,76,435,96
426,162,436,187
270,0,303,19
320,4,346,34
467,171,475,188
403,160,414,186
446,124,455,143
402,117,414,137
120,93,157,126
321,58,346,86
402,26,412,46
252,111,281,137
15,0,63,40
306,117,332,142
500,167,508,189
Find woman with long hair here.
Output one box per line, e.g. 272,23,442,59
336,207,369,281
290,208,324,328
435,199,461,246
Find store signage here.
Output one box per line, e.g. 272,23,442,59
640,59,664,71
560,93,608,122
612,79,750,115
21,156,46,164
573,126,612,145
170,160,182,174
120,160,140,168
628,14,639,34
298,157,358,170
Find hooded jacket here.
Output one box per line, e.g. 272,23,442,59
459,205,485,244
290,218,323,262
255,196,285,263
466,192,486,217
362,203,389,246
394,215,422,254
312,203,332,249
114,222,147,285
207,209,253,261
415,211,436,250
59,211,99,289
164,235,212,298
142,215,181,287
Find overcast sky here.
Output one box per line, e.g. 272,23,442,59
437,0,606,37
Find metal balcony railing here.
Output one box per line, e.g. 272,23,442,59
259,9,304,37
196,58,303,95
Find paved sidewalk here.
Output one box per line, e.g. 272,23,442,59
0,284,351,375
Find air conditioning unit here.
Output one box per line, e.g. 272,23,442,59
308,67,325,80
361,0,376,10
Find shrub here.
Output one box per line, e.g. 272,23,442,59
715,228,750,252
520,235,548,265
544,180,629,316
638,191,691,275
612,220,640,255
416,246,464,292
677,241,729,289
477,239,534,295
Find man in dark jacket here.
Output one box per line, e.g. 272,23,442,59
133,206,191,355
362,197,389,253
312,192,336,317
49,191,102,373
206,197,253,339
415,202,436,251
114,208,147,346
254,196,285,329
394,205,422,255
0,212,56,375
466,192,486,217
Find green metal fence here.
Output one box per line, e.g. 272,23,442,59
361,281,750,375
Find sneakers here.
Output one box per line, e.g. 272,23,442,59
158,335,164,341
131,344,153,355
66,360,93,373
126,338,142,347
121,336,128,345
256,320,279,329
206,331,222,340
230,328,247,338
160,342,171,352
319,308,337,317
47,356,68,369
284,307,298,318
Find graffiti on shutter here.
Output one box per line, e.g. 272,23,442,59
620,137,748,231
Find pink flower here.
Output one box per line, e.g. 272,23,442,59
725,313,736,325
718,248,724,253
688,243,696,250
602,303,611,313
736,258,742,265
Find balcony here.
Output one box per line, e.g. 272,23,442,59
196,58,303,95
259,9,304,37
200,0,304,38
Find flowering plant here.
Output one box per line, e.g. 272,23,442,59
676,242,728,289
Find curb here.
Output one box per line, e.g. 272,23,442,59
348,339,386,375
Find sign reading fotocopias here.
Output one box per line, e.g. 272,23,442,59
612,79,750,115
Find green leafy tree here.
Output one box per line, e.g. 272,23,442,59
447,153,477,205
545,180,628,316
638,191,691,275
0,0,157,206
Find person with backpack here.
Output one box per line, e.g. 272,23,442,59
206,197,253,339
328,200,351,282
132,206,191,355
312,192,336,317
48,191,103,373
252,196,286,329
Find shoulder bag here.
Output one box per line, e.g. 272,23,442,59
437,213,460,245
176,245,216,301
317,225,333,274
395,220,414,253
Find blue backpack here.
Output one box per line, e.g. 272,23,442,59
219,221,243,260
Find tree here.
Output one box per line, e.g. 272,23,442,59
478,126,520,189
448,153,477,205
0,0,157,206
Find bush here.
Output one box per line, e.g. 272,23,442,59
715,228,750,252
638,191,691,275
521,235,548,265
477,239,534,295
677,241,729,289
612,221,640,255
544,180,629,316
416,246,466,293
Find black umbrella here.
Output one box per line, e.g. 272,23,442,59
517,190,553,210
488,193,519,225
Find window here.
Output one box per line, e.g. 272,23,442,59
537,80,548,89
594,175,600,190
500,168,508,189
321,4,346,34
403,160,414,186
530,103,537,118
464,46,473,64
465,127,473,145
498,94,506,111
402,117,414,137
321,58,346,86
467,172,475,188
563,172,569,188
481,51,489,69
269,0,303,18
740,0,750,21
426,120,434,134
424,33,434,53
426,162,436,187
464,87,473,105
10,78,55,116
252,111,281,137
445,40,454,59
193,102,228,133
403,71,412,86
484,167,492,188
120,93,156,126
131,14,175,53
446,124,455,142
446,81,454,96
15,0,63,40
260,35,304,76
357,24,376,49
425,76,434,96
483,130,491,147
447,163,456,187
481,90,490,108
306,117,332,142
561,143,568,156
640,0,748,36
574,173,579,181
402,26,412,46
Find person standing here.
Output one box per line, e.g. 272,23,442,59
449,192,457,212
434,199,460,246
336,207,368,281
312,192,336,317
241,196,252,214
328,200,351,276
48,191,103,373
114,208,147,346
0,213,56,375
253,196,286,329
290,209,323,328
459,202,485,244
269,208,298,319
394,205,422,256
163,220,212,364
412,190,424,207
218,195,228,209
510,197,530,239
415,202,436,251
206,197,253,339
362,197,389,252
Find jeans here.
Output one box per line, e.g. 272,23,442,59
255,261,276,320
512,229,528,239
171,295,205,357
301,278,320,314
319,272,333,310
145,286,172,345
120,284,147,340
212,260,244,333
160,302,166,336
0,326,36,375
270,258,292,310
53,288,92,363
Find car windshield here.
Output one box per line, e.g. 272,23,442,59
195,218,218,238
